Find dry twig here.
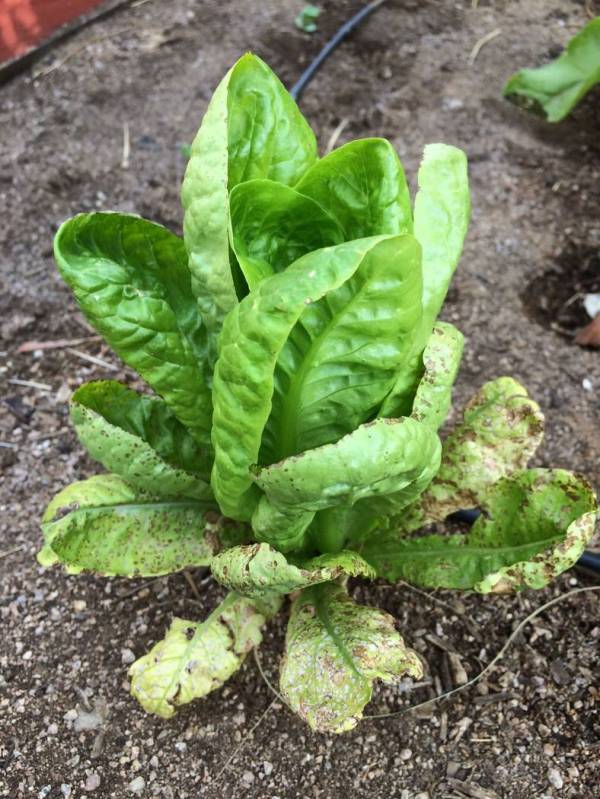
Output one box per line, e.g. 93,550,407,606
67,348,118,371
18,336,101,353
468,29,502,65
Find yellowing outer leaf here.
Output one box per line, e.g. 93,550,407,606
402,377,544,532
211,543,374,598
129,592,281,718
363,469,597,592
40,475,246,577
280,583,422,733
473,470,597,593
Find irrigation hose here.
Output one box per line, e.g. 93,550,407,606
290,0,387,101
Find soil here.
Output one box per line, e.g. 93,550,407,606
1,1,600,798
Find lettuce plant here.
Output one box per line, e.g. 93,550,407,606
39,54,598,733
504,16,600,122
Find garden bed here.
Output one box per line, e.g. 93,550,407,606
1,0,599,797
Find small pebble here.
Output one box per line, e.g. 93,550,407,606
548,768,564,790
263,761,273,776
242,770,255,785
74,709,103,732
84,773,101,792
73,600,87,612
121,648,136,665
128,776,146,794
399,748,412,761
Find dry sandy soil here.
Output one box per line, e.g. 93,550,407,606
1,1,599,797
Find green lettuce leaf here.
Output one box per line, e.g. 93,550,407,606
262,235,422,463
380,144,469,418
253,416,440,553
402,377,544,532
280,583,422,732
295,138,413,238
229,138,413,289
54,213,212,446
211,235,419,521
181,53,318,363
251,498,316,554
255,416,440,513
504,17,600,122
229,180,345,289
362,469,597,592
211,543,374,598
129,592,281,718
39,475,246,576
71,381,212,497
406,321,464,430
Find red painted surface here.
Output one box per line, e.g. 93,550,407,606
0,0,106,62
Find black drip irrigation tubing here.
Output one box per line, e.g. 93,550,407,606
290,0,387,101
449,509,600,575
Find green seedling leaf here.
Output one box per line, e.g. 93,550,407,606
211,235,420,521
280,583,422,732
295,4,320,33
402,377,544,532
381,143,469,417
54,212,212,447
363,469,597,592
40,475,246,576
181,53,318,364
71,381,213,497
211,542,374,598
129,592,281,718
504,17,600,122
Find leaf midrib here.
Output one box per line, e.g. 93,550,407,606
313,585,366,686
46,500,213,525
275,271,367,460
374,533,563,560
